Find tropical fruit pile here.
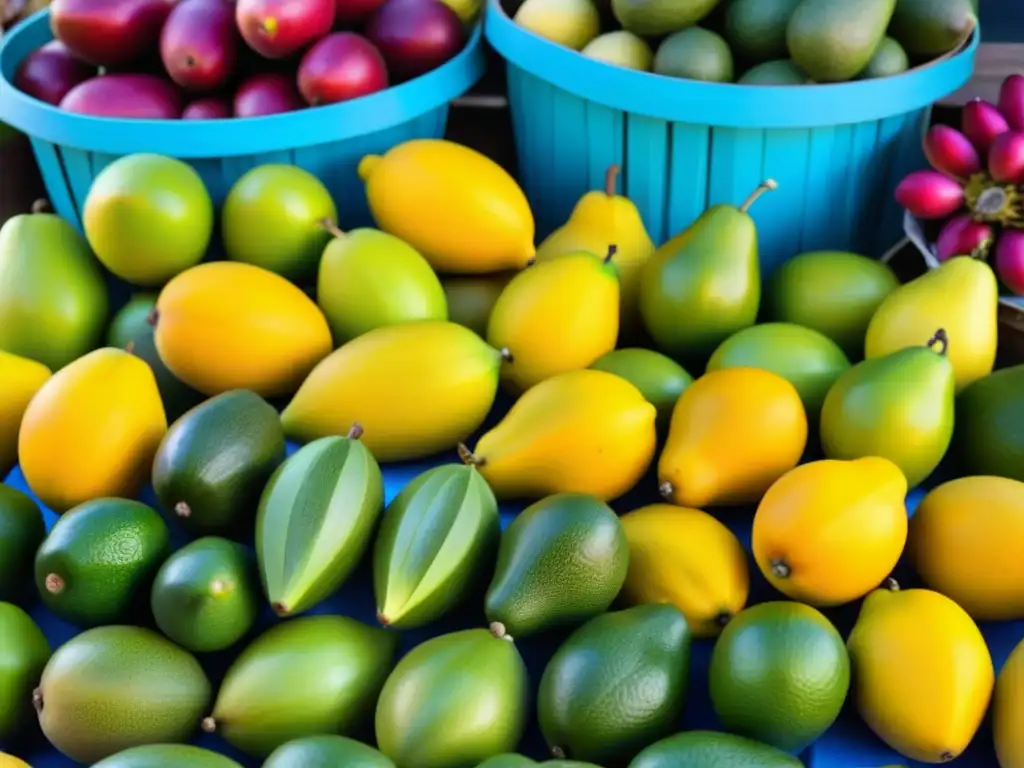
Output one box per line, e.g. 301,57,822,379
10,0,474,119
2,133,1024,768
510,0,975,84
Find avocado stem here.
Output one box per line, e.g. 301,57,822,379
657,480,674,501
604,164,620,196
604,244,618,264
30,199,50,214
927,328,949,356
770,559,791,579
883,577,900,592
201,717,217,733
32,688,43,715
347,422,364,441
457,443,485,468
320,218,345,239
174,502,191,519
44,574,64,594
146,309,159,327
738,179,778,213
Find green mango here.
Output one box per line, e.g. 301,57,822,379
92,744,243,767
653,27,735,83
820,330,955,487
954,365,1024,482
628,731,804,767
485,493,629,639
611,0,721,36
376,625,529,768
589,347,692,432
443,273,515,337
639,181,774,366
256,432,384,617
318,227,448,346
478,756,538,767
786,0,897,82
374,464,499,630
0,485,45,602
538,604,691,764
738,60,808,85
0,602,50,741
889,0,977,57
0,207,109,371
206,616,398,758
706,323,850,422
858,37,909,79
263,735,395,768
724,0,802,61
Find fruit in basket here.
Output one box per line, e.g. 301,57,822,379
654,27,734,83
724,0,801,62
996,229,1024,294
858,36,909,78
923,125,981,179
93,745,244,767
442,273,514,336
317,226,447,345
538,604,690,764
512,0,600,51
738,59,806,84
580,30,653,70
13,41,93,106
35,498,170,626
235,0,334,59
49,0,174,66
888,0,977,58
375,464,499,629
366,0,466,80
753,457,908,606
205,616,397,758
488,249,619,393
152,390,286,535
0,486,44,601
590,348,692,432
459,369,657,501
232,72,304,116
0,351,50,479
359,139,535,274
611,0,720,37
0,203,108,371
847,581,994,763
36,625,211,764
297,32,389,106
60,73,183,118
19,348,167,512
658,367,807,508
640,180,773,364
935,213,993,260
955,365,1024,483
990,131,1024,184
631,731,804,768
618,503,748,638
376,625,528,765
282,321,502,460
84,154,214,287
160,0,239,93
264,737,394,768
996,637,1024,768
894,169,964,219
0,602,50,741
485,493,628,638
153,261,333,397
257,432,383,616
1000,74,1024,130
787,0,896,83
865,256,998,392
962,98,1011,154
182,96,232,118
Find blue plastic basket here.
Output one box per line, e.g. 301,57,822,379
0,10,486,230
485,0,977,273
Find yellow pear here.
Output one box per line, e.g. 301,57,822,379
535,165,655,339
864,256,998,392
487,250,619,393
459,369,657,501
513,0,600,51
0,350,51,478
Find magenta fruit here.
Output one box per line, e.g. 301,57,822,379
995,229,1024,295
59,73,182,118
988,131,1024,184
233,72,304,117
999,74,1024,131
962,98,1011,154
923,125,982,179
235,0,335,59
13,41,94,106
160,0,239,93
182,96,232,118
895,170,965,220
297,32,389,106
50,0,175,67
935,214,993,261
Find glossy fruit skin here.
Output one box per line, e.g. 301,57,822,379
365,0,466,81
0,602,50,741
935,213,993,261
60,74,182,118
996,228,1024,295
589,348,691,433
233,73,304,117
955,364,1024,482
894,170,964,219
263,735,395,768
0,353,51,481
630,730,803,768
92,744,243,767
923,124,981,179
334,0,389,24
298,33,389,106
988,130,1024,183
995,636,1024,768
182,96,232,119
1000,74,1024,130
0,486,45,602
235,0,335,59
962,98,1010,153
160,0,239,93
13,41,94,106
50,0,175,66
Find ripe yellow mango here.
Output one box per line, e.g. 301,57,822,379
487,251,619,393
0,350,51,478
358,139,535,274
18,348,167,512
460,369,657,501
848,581,994,763
154,262,332,398
995,636,1024,768
658,367,807,508
752,457,908,607
282,321,503,462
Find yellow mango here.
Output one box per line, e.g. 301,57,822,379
460,369,656,501
995,636,1024,768
358,139,535,274
0,752,31,768
658,367,807,508
282,321,503,462
154,262,332,398
487,250,619,393
909,475,1024,621
752,457,908,607
847,581,994,763
0,351,51,478
619,503,749,638
18,348,167,512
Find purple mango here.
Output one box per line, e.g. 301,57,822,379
999,74,1024,131
935,214,993,261
924,125,982,179
895,170,965,220
182,96,232,119
988,131,1024,184
995,229,1024,295
962,98,1011,154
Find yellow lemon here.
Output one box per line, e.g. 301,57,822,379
0,350,50,478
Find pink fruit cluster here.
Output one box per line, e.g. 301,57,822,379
12,0,466,120
895,74,1024,297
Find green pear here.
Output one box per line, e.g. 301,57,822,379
820,329,955,488
513,0,601,51
581,31,654,70
612,0,722,36
786,0,897,83
639,180,776,365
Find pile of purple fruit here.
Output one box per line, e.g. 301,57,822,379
895,74,1024,296
12,0,469,119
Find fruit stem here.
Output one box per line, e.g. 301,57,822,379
499,347,514,363
32,688,43,715
739,179,778,213
124,341,135,355
260,16,277,36
715,611,732,628
770,559,791,579
489,621,513,642
883,577,900,592
457,443,484,467
347,422,364,440
147,309,159,327
184,54,196,68
604,164,620,196
272,602,288,616
320,217,345,239
44,574,64,594
604,244,618,264
377,611,390,627
201,717,217,733
30,199,50,214
658,480,674,501
927,328,949,356
174,501,191,519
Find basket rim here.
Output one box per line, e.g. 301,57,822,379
485,0,979,129
0,10,486,157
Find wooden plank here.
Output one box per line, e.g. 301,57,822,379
938,43,1024,106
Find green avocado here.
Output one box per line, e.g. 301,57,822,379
888,0,977,57
724,0,801,62
590,348,692,432
0,601,50,741
955,365,1024,482
92,744,243,768
858,36,910,78
0,485,45,602
263,735,395,768
786,0,897,82
628,730,804,767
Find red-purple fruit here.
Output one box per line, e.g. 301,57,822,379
50,0,175,67
988,131,1024,184
160,0,239,93
1000,74,1024,131
182,96,232,118
13,41,94,106
297,32,389,106
233,72,304,117
962,98,1011,154
995,229,1024,295
59,74,182,118
894,170,965,220
365,0,465,81
935,214,993,261
335,0,388,24
923,125,981,179
235,0,335,59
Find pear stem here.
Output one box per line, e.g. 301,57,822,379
457,443,484,467
201,717,216,733
884,577,900,592
347,422,364,440
30,199,50,214
604,244,618,264
499,347,514,363
124,341,135,355
32,688,43,715
320,218,345,238
927,329,949,356
739,179,778,213
604,164,620,196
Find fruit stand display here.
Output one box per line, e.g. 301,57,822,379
3,1,1024,768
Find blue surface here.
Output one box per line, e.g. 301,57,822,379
979,0,1024,43
484,0,978,268
0,11,486,230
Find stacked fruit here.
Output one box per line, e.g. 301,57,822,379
511,0,974,84
11,0,472,119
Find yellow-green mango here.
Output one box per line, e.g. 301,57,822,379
590,347,692,432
